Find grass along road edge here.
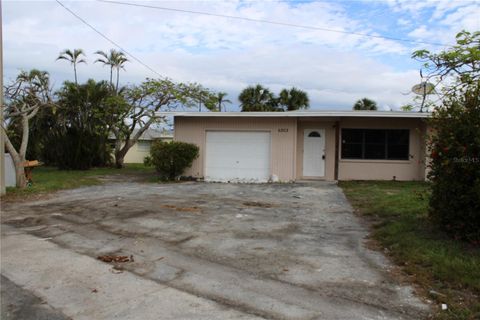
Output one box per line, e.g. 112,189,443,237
339,181,480,320
2,164,156,201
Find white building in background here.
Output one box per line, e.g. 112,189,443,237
109,128,173,164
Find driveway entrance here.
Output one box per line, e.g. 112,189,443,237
1,181,429,319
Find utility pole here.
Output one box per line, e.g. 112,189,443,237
0,0,5,195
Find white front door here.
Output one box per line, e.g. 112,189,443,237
205,131,271,182
303,129,325,177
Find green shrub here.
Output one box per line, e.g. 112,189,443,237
46,127,112,170
143,155,153,167
39,80,114,169
149,141,199,180
428,83,480,244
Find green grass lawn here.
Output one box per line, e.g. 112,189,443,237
3,164,156,199
339,181,480,320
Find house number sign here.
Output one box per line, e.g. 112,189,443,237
278,128,289,132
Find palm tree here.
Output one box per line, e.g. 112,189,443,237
94,49,129,92
278,87,310,111
56,49,86,85
215,92,232,112
353,98,378,110
239,84,277,112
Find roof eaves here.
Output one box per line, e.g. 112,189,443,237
157,111,431,118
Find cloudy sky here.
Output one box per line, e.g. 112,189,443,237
3,0,480,110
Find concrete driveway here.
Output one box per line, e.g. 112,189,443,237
1,181,430,319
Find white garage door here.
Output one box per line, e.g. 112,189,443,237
205,131,271,182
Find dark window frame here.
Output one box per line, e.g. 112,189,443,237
341,128,410,160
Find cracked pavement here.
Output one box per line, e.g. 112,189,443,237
1,181,430,319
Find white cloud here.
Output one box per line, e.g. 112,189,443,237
135,45,420,110
392,0,479,46
3,0,477,111
440,4,480,32
397,18,411,27
408,25,434,39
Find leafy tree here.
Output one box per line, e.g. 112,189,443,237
278,87,310,111
56,49,86,85
215,92,231,112
414,30,480,243
239,84,278,111
94,49,129,92
193,87,218,112
412,31,480,91
111,79,215,168
400,104,414,111
46,79,116,169
427,83,479,243
353,98,378,110
2,70,52,187
7,105,54,162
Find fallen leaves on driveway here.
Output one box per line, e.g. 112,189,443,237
243,201,274,208
161,204,201,212
97,255,134,263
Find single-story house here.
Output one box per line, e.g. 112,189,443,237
167,111,431,182
109,128,173,164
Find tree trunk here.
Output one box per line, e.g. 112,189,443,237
3,128,27,188
6,149,27,188
115,68,120,93
114,136,143,169
14,161,27,188
115,154,124,169
109,67,113,87
112,118,156,169
113,135,124,168
114,146,130,169
74,63,78,85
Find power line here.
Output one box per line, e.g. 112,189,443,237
55,0,163,78
97,0,452,47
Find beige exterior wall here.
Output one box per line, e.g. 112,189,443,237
174,117,297,181
122,137,173,164
296,119,337,181
123,140,152,164
338,118,427,181
174,116,428,182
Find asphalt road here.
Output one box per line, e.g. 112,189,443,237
1,181,430,319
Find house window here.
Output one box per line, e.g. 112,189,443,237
341,129,409,160
308,131,321,137
137,141,151,152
